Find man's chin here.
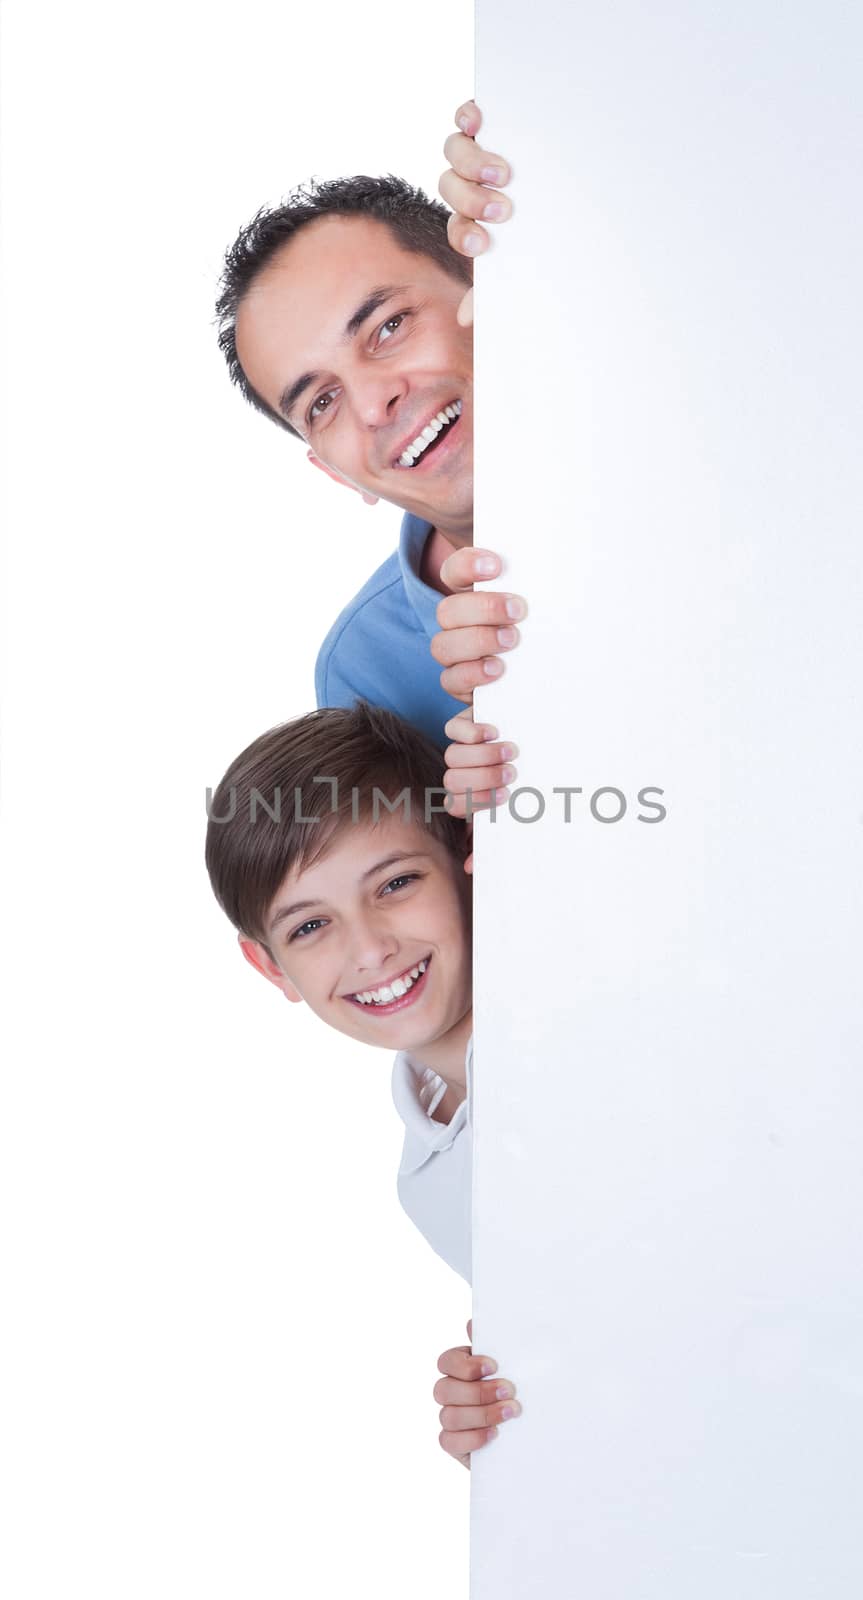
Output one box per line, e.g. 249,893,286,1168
381,479,474,530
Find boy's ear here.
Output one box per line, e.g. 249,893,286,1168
306,449,378,506
238,935,303,1004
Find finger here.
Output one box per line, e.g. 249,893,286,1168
444,762,517,795
438,1408,518,1446
467,1319,472,1339
446,739,518,769
444,787,510,819
444,128,511,187
433,1375,517,1407
440,546,503,592
439,657,506,700
438,168,513,225
443,711,499,744
431,624,520,669
437,590,527,631
444,704,477,731
446,210,488,259
454,100,483,138
439,1425,497,1464
437,1344,498,1381
445,771,515,807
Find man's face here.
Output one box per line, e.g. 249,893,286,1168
247,814,472,1055
234,216,474,541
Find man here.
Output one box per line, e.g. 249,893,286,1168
214,100,524,806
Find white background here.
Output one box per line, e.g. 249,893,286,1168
471,1,863,1594
0,3,476,1594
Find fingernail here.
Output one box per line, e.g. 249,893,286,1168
499,744,517,761
474,555,498,575
482,202,505,220
501,764,516,784
496,626,518,648
495,1384,513,1400
481,166,503,184
505,596,526,620
481,1360,497,1376
458,114,472,133
483,658,503,678
500,1404,521,1421
463,233,483,254
482,726,499,741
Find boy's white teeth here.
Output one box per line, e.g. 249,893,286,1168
355,957,428,1005
399,400,461,467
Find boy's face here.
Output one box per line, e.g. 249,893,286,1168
233,214,474,546
241,814,472,1055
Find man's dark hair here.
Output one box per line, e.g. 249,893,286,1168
214,174,473,438
205,699,469,953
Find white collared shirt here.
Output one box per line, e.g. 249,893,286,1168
390,1037,473,1284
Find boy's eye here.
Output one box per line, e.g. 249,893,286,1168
381,873,421,894
289,918,327,941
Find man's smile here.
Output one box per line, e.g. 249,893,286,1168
391,400,463,470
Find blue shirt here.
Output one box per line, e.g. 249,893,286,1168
314,512,465,745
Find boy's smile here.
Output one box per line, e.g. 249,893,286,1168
241,814,472,1074
344,951,432,1013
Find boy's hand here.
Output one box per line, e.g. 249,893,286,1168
439,99,513,327
434,1318,521,1470
431,547,527,705
444,706,516,821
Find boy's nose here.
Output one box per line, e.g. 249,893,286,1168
348,922,399,974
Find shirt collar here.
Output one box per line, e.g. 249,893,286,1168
398,511,442,642
391,1034,473,1171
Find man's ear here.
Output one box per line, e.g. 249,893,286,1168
306,450,378,506
238,935,303,1004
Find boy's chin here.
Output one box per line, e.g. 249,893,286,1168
338,1002,441,1055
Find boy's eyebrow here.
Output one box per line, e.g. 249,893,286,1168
267,851,432,936
278,284,409,423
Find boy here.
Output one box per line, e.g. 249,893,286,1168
205,698,521,1467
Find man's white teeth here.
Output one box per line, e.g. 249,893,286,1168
355,958,428,1005
399,401,462,467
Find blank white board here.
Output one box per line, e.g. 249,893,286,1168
470,3,863,1594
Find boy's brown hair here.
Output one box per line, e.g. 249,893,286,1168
205,700,467,953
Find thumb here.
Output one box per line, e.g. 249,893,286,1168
456,287,474,328
440,544,502,594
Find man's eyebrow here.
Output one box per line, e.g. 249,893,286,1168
267,850,431,936
277,284,409,423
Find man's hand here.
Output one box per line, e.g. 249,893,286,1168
444,706,516,819
434,1318,521,1470
439,99,513,327
431,546,527,705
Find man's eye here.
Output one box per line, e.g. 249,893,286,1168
308,391,337,425
381,873,421,895
377,311,408,344
290,918,327,941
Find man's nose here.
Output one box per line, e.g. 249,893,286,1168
352,370,408,428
